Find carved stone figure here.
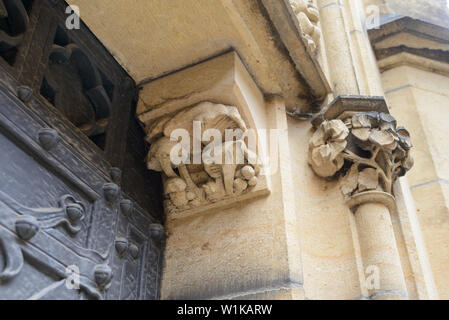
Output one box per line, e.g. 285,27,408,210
146,101,262,214
309,111,413,199
289,0,321,54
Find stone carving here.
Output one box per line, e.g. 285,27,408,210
146,101,262,214
309,111,413,198
309,119,349,178
289,0,321,54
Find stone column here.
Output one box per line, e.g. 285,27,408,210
314,0,412,299
309,97,413,299
353,201,407,299
317,0,383,96
366,5,449,300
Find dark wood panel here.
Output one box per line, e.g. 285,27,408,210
0,0,164,300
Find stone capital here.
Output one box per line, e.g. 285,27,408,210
308,96,414,208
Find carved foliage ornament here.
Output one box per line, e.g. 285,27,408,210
146,102,262,214
309,111,413,198
289,0,321,54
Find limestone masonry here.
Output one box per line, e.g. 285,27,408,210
1,0,449,300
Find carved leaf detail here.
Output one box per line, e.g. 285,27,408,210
369,129,397,151
309,119,348,178
352,128,371,142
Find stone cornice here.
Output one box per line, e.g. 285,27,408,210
378,52,449,77
311,95,389,127
368,17,449,65
260,0,331,101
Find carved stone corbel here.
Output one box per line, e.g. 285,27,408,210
145,101,267,217
137,52,270,220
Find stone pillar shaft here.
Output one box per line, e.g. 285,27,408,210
318,0,359,95
318,0,383,96
315,0,411,300
354,202,408,299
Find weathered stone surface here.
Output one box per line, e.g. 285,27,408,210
308,119,349,178
145,101,267,216
43,0,449,302
358,168,379,192
309,96,413,198
68,0,330,111
380,57,449,299
289,0,322,54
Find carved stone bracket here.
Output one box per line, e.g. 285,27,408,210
138,52,270,219
145,101,267,217
289,0,321,54
308,96,413,206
